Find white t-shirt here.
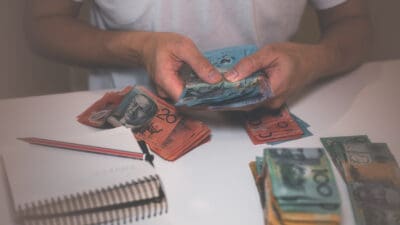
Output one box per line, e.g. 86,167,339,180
74,0,346,89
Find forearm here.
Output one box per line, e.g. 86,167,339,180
26,15,151,68
308,15,373,81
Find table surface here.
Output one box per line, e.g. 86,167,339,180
0,59,399,225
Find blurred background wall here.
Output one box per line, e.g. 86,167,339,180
0,0,399,99
0,0,88,99
294,0,400,61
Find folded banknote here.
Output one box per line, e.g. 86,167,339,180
176,45,273,110
77,86,211,161
321,135,400,225
250,148,341,225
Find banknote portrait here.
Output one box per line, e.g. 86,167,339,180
119,93,158,131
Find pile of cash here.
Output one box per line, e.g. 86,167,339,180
176,45,312,145
176,45,273,110
77,86,210,161
250,148,341,225
321,136,400,225
244,107,312,145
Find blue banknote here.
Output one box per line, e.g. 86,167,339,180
176,45,273,110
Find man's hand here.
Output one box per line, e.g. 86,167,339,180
224,0,372,110
141,32,222,101
224,43,319,110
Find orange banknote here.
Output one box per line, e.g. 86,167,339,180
78,86,210,161
244,107,304,145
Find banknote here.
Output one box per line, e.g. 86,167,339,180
350,181,400,208
252,137,400,225
268,113,313,145
264,148,340,206
320,135,371,179
250,148,342,225
176,45,273,110
149,118,211,161
264,175,285,225
77,86,211,161
107,86,181,145
290,113,312,136
321,136,400,184
342,142,400,184
249,160,266,208
250,160,282,225
244,107,306,145
348,181,400,225
77,87,132,128
321,135,400,225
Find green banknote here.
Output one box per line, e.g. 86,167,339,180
255,156,264,175
252,148,342,225
264,148,340,208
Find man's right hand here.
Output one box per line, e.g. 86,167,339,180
141,32,222,101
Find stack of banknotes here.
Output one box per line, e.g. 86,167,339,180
321,136,400,225
249,148,341,225
175,45,312,144
244,107,312,145
176,45,273,110
77,86,211,161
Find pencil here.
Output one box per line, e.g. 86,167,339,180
17,137,145,160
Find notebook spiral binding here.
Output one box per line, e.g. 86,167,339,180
18,175,167,225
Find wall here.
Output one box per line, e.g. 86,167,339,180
0,1,87,100
294,0,400,61
367,0,400,61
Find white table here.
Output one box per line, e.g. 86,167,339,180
1,59,399,225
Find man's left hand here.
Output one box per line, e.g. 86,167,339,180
224,43,320,110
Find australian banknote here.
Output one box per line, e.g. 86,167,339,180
175,45,273,110
244,107,311,145
77,86,211,161
321,135,400,225
250,148,341,225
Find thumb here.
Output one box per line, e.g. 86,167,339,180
160,73,184,101
224,50,276,82
177,45,223,84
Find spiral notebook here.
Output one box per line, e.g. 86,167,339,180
2,127,168,225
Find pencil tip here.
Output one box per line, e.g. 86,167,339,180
17,137,28,142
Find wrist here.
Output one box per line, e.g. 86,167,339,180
105,31,153,67
302,43,338,84
140,32,157,68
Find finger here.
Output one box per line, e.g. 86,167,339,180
224,50,278,82
176,43,222,84
155,66,184,102
156,86,169,99
215,101,264,112
263,97,286,110
160,74,184,102
233,104,260,112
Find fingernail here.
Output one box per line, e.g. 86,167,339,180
224,69,239,82
208,70,221,83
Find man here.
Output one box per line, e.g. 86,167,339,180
25,0,372,110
